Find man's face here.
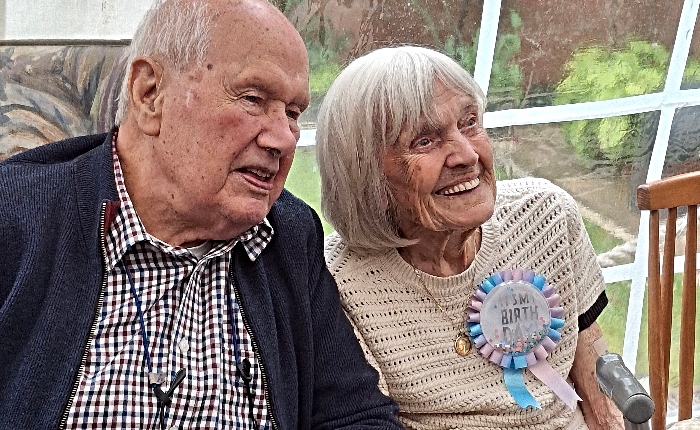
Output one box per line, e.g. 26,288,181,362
153,4,310,240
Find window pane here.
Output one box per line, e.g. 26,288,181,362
599,280,633,356
283,0,484,126
662,105,700,177
491,1,684,110
285,146,332,234
492,121,642,258
683,14,700,86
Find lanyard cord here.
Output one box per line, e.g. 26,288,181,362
226,279,259,429
124,260,258,429
124,263,185,430
124,266,155,375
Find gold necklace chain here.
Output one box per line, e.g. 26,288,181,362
412,268,472,356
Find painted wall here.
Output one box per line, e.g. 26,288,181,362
3,0,154,40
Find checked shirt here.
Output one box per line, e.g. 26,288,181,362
65,132,270,429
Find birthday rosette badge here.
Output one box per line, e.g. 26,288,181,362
466,268,581,410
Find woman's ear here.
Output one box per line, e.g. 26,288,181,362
128,57,164,136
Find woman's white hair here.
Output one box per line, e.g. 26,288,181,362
114,0,213,125
316,45,486,251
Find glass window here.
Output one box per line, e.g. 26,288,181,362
663,105,700,176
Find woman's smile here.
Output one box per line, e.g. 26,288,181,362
436,177,480,196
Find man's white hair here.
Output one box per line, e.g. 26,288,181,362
114,0,213,125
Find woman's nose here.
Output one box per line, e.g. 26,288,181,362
445,130,480,168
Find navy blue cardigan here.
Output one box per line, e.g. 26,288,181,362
0,132,402,429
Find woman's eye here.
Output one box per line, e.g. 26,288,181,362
458,116,480,135
414,137,431,148
460,115,478,129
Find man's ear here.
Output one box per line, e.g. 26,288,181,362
128,57,164,136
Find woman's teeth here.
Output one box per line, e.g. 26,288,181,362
439,177,480,195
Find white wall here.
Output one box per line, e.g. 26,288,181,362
3,0,154,40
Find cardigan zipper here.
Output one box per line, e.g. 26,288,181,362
58,202,109,429
229,264,278,430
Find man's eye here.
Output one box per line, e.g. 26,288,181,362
286,109,300,120
243,95,262,104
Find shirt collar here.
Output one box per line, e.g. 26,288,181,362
104,130,274,271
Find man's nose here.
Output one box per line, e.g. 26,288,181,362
257,103,298,157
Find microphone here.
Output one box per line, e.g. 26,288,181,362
596,353,654,426
153,369,187,407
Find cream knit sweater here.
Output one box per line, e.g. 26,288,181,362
324,178,606,430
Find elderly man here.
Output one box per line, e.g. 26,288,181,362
0,0,402,429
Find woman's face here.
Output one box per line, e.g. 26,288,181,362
382,81,497,236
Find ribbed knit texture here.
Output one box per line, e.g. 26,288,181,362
325,178,606,430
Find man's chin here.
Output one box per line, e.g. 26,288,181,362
223,205,273,233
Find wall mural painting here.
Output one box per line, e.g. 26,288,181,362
0,45,128,161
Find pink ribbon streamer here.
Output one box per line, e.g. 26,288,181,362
528,360,582,410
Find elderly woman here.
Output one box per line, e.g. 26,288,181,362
316,46,624,429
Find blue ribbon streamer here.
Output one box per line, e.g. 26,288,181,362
503,368,541,409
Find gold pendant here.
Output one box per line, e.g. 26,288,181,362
454,332,471,356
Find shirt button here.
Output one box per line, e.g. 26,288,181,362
178,339,190,353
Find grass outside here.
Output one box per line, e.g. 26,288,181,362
286,146,700,385
583,218,624,254
598,280,631,357
602,275,700,386
285,147,330,234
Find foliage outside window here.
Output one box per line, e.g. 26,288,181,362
554,41,700,165
444,9,524,110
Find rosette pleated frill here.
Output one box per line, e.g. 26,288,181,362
467,268,581,409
